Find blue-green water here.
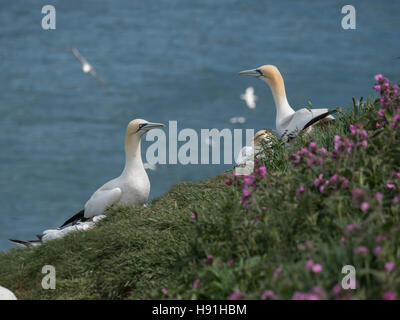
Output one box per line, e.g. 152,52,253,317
0,0,399,251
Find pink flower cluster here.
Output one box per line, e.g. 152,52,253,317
288,142,327,168
292,286,325,300
331,124,369,160
225,162,267,206
227,289,243,300
313,173,349,193
305,259,323,273
351,188,370,212
374,74,400,129
374,74,399,108
261,290,278,300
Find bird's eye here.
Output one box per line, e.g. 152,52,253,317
256,69,263,76
138,123,147,130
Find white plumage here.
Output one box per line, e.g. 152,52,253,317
239,65,336,139
0,286,17,300
9,119,163,247
240,86,258,110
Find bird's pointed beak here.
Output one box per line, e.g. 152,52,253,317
238,68,261,77
144,122,165,130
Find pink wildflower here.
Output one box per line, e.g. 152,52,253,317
258,166,267,177
355,246,368,254
360,202,369,212
375,192,383,201
311,264,323,273
273,267,282,279
382,291,396,300
193,279,200,289
242,188,251,197
387,183,396,190
385,261,395,273
305,259,314,270
228,289,243,300
296,186,305,198
373,246,381,257
261,290,278,300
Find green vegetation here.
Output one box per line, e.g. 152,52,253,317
0,76,399,300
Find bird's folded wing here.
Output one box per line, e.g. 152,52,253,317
84,188,122,218
285,108,329,135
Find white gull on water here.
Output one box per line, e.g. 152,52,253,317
9,119,164,247
239,65,337,140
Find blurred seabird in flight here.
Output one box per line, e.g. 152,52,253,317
240,86,258,110
230,116,246,124
71,46,105,87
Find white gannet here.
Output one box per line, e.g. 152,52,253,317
0,286,17,300
239,65,337,140
9,119,164,247
9,216,106,247
71,46,105,87
59,119,164,228
240,86,258,110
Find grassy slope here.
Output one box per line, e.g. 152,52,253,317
0,96,398,299
0,175,229,299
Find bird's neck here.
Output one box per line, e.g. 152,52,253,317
123,135,144,174
263,75,294,121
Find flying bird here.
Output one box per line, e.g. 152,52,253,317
230,116,246,124
71,46,105,87
239,65,337,140
240,86,258,110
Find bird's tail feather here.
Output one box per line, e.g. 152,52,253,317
59,209,85,228
9,239,40,247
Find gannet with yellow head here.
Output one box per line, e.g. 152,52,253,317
58,119,164,227
239,65,337,140
9,119,164,246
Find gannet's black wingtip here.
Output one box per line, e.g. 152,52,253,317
9,239,40,247
59,209,85,229
302,108,339,132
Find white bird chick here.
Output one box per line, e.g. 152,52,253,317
235,129,276,174
239,65,337,140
